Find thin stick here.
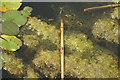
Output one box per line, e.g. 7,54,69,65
60,19,64,79
84,4,120,12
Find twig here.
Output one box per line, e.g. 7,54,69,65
60,19,64,79
84,4,120,12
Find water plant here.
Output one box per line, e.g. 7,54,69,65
0,0,22,12
0,35,22,51
2,10,27,26
0,0,32,74
1,21,19,35
92,16,119,44
24,15,118,78
0,0,32,51
0,2,119,79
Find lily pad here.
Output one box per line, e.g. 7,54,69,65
2,10,27,26
0,0,22,12
20,6,33,17
0,35,22,51
1,21,19,35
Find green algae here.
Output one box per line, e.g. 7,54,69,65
22,34,40,50
1,51,40,78
92,16,119,44
1,52,25,76
65,47,119,78
24,16,118,78
25,65,39,78
65,32,93,53
33,50,60,78
92,7,119,44
26,17,60,47
111,7,120,19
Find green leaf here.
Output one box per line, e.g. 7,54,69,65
23,6,33,12
1,21,19,35
20,6,33,17
0,35,22,51
0,0,22,12
2,10,27,26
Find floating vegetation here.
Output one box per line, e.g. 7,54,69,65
92,16,119,44
24,16,119,78
1,52,24,76
0,0,22,12
20,6,33,17
2,21,19,35
0,35,22,51
0,1,32,51
2,10,27,26
25,65,39,78
26,17,60,47
65,32,93,53
110,7,120,19
65,46,119,78
33,50,60,78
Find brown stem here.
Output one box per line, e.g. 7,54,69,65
84,4,120,12
60,19,64,79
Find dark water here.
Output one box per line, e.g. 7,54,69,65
19,2,111,19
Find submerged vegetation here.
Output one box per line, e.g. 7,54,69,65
92,12,119,44
1,2,119,79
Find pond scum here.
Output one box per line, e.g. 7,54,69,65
1,3,120,78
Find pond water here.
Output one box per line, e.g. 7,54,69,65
2,2,120,79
